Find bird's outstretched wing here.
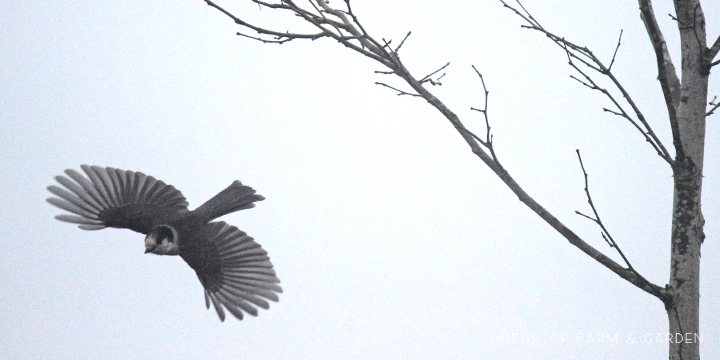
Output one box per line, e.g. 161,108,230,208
180,221,282,321
47,165,189,233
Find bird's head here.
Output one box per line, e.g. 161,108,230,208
145,225,180,255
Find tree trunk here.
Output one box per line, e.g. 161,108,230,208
666,1,708,359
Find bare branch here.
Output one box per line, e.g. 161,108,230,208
710,35,720,58
374,82,421,97
293,1,392,66
204,0,670,304
601,232,614,248
668,4,706,54
395,31,412,53
569,75,595,90
470,65,500,164
236,30,319,43
638,0,683,159
384,58,668,300
307,0,344,36
603,108,625,117
419,62,450,86
575,150,635,271
314,0,378,53
342,0,390,56
707,96,720,117
608,30,623,71
500,0,674,165
574,150,658,295
575,210,596,222
559,36,673,163
205,0,396,67
459,127,488,148
206,0,322,42
708,35,720,68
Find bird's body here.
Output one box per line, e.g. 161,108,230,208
47,165,281,321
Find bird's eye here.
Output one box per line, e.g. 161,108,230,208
154,226,175,243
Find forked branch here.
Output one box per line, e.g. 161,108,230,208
204,0,394,67
574,150,656,293
707,96,720,117
468,65,500,165
576,151,628,268
501,0,674,165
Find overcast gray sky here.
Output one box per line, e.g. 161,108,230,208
2,0,719,359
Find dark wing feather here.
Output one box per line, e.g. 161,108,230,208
47,165,189,234
180,221,282,321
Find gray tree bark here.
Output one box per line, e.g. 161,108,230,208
660,0,709,358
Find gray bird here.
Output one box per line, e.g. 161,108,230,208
46,165,281,321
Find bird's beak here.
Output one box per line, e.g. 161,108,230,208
145,246,156,254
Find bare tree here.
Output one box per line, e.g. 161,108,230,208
200,0,718,358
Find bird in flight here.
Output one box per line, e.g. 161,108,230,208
46,165,281,321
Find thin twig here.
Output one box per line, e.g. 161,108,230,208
420,62,450,85
459,126,487,147
574,149,635,271
668,5,705,53
608,30,623,71
396,31,412,53
470,65,500,164
375,82,421,97
707,96,720,117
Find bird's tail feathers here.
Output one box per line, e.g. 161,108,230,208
193,181,264,221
